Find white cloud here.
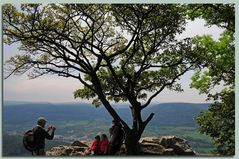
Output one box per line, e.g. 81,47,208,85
4,75,85,103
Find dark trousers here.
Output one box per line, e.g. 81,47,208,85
109,144,121,155
32,148,45,156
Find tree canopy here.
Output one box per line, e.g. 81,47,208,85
3,4,199,115
187,4,235,155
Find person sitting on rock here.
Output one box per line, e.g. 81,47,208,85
89,135,100,155
99,134,109,155
77,136,100,156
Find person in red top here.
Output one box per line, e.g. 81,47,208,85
90,135,100,155
99,134,109,155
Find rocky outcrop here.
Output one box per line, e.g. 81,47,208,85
46,136,196,156
46,145,88,156
71,140,89,147
139,136,196,155
46,140,90,156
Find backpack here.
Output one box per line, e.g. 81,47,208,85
23,129,37,152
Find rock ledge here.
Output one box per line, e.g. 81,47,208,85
46,136,196,156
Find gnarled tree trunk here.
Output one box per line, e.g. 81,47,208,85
124,128,141,155
93,76,154,155
122,102,154,155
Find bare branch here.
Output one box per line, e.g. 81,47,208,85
141,65,194,109
143,113,154,126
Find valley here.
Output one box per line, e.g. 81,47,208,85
2,101,215,156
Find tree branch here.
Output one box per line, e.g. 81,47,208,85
141,65,193,109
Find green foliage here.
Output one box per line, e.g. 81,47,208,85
196,90,235,155
187,4,235,155
190,30,234,93
191,69,211,94
74,86,102,107
186,4,235,32
74,86,96,100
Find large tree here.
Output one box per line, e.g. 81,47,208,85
187,4,235,155
3,4,200,154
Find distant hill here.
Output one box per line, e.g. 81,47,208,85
145,103,209,126
3,102,112,125
3,101,209,127
4,100,51,106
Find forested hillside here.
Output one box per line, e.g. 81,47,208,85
3,102,209,127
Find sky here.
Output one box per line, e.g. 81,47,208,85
3,18,225,104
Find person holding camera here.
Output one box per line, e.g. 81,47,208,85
32,117,56,156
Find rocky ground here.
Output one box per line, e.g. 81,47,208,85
46,136,196,156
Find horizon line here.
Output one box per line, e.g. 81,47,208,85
3,100,212,105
